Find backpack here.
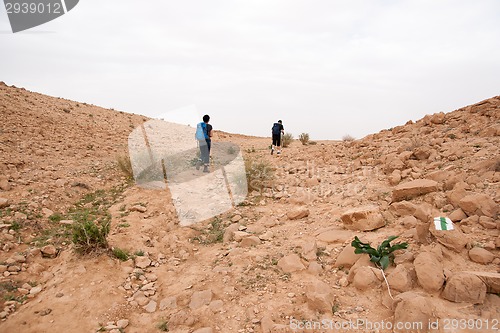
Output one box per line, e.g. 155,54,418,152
272,123,281,135
195,122,208,140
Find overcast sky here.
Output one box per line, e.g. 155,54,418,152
1,0,499,140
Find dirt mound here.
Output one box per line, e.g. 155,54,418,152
0,82,498,332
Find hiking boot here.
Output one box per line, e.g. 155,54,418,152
203,166,209,173
271,148,274,155
277,151,281,155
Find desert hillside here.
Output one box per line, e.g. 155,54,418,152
0,82,499,333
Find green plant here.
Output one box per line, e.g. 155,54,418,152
332,303,340,314
72,219,110,254
134,250,144,257
298,133,310,145
282,133,293,148
49,213,63,223
112,247,130,261
351,236,408,270
157,319,169,331
227,146,236,155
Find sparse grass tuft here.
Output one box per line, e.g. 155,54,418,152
112,247,130,261
194,217,226,245
134,250,145,257
298,133,310,145
282,133,293,148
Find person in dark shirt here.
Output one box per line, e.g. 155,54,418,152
271,120,284,155
196,114,213,173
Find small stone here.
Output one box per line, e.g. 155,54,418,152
135,256,151,269
41,245,57,258
117,319,129,328
129,205,147,213
30,286,42,295
143,300,157,313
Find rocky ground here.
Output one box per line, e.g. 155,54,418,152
0,81,499,333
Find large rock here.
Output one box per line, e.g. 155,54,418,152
387,265,414,292
414,252,444,292
394,292,436,332
287,207,309,220
340,205,385,231
301,241,318,261
352,266,381,291
316,229,353,244
305,279,335,313
134,256,151,269
0,198,9,208
429,223,468,252
462,271,500,293
392,179,438,202
189,290,212,310
459,193,497,218
277,254,305,273
468,247,495,264
334,245,361,268
390,201,417,217
442,272,487,304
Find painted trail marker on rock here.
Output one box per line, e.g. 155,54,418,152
433,217,454,231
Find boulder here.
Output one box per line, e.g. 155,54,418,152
189,290,212,310
340,205,385,231
352,266,381,291
387,265,414,292
41,245,57,258
468,247,495,264
347,254,373,283
277,254,305,273
305,279,335,313
448,208,467,222
394,292,436,331
240,236,261,247
390,201,417,217
446,182,469,207
301,241,318,261
478,216,497,229
0,198,9,208
392,179,438,202
223,223,240,243
459,193,497,218
442,272,487,304
134,256,151,269
414,252,444,292
462,271,500,293
287,207,309,220
429,223,468,252
334,245,361,268
316,229,353,244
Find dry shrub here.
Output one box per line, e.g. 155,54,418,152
299,133,310,145
117,154,133,179
342,134,355,142
244,156,275,193
282,133,293,148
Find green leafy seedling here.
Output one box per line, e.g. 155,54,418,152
351,236,408,270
